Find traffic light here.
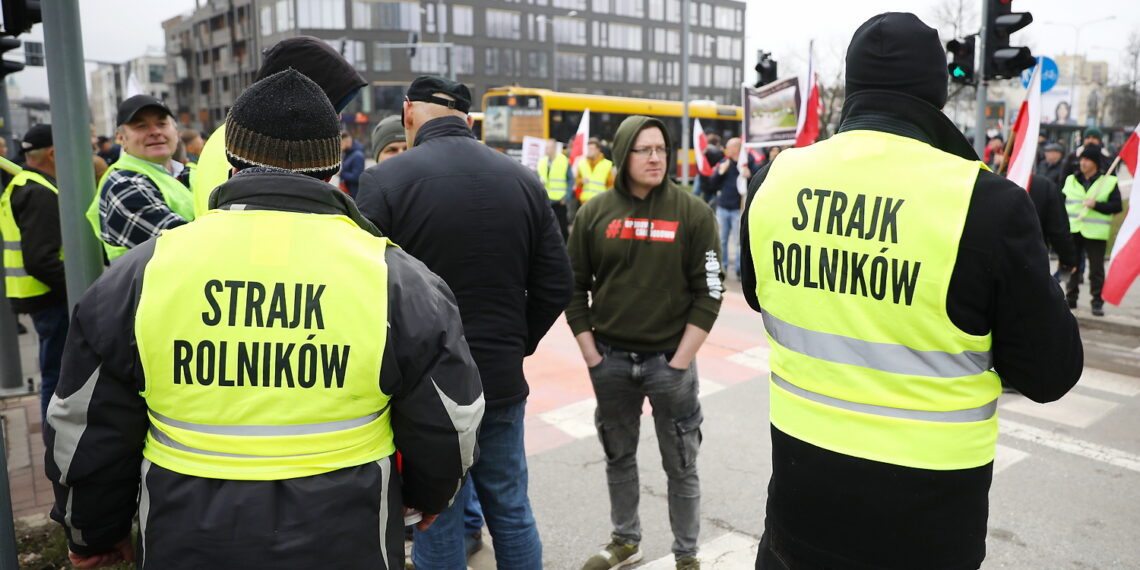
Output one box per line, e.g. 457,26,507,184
1,0,42,36
0,37,24,78
754,51,777,88
983,0,1034,80
946,37,975,84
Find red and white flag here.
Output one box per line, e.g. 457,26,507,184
736,139,750,197
1102,123,1140,305
1005,59,1042,191
569,109,590,169
794,45,821,148
693,118,713,177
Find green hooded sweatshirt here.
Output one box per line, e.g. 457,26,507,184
566,115,724,351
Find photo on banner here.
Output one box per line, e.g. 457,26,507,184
743,78,800,148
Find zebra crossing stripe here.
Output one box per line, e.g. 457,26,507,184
1000,419,1140,474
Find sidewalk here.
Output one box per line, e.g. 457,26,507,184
1069,258,1140,336
1,313,52,527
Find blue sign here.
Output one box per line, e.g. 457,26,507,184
1021,56,1058,93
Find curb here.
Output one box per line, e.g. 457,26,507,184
1074,313,1140,336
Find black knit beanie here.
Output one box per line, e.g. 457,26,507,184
846,12,949,110
225,69,342,179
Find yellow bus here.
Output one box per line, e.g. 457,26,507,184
481,86,742,177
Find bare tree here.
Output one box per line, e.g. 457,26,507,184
928,0,978,42
1106,32,1140,127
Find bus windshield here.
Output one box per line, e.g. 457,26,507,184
484,95,545,152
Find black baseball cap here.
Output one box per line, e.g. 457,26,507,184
116,94,173,126
20,124,53,151
406,76,472,113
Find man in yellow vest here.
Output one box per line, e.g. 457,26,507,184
538,138,573,241
46,70,483,570
576,137,615,205
1063,144,1122,316
88,95,195,261
0,124,67,420
741,13,1082,568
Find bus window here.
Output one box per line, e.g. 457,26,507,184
469,112,484,140
484,95,544,154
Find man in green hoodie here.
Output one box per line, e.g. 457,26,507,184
567,116,723,570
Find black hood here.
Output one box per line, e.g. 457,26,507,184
845,12,948,111
256,36,367,112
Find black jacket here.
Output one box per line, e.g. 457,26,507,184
1036,157,1065,188
1027,174,1077,267
740,90,1082,569
357,116,573,408
7,167,67,313
45,170,482,568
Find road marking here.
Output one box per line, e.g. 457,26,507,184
538,397,597,439
1000,419,1140,474
727,346,769,371
639,531,758,569
1000,392,1117,428
1077,368,1140,397
993,444,1029,475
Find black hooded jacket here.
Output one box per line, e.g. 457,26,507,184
740,89,1082,569
356,116,573,409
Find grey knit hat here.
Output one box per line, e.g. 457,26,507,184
370,115,406,160
225,69,342,179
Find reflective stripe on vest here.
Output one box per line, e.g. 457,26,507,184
538,153,570,201
191,124,230,216
747,129,1000,471
1,170,61,298
87,152,197,261
1062,174,1116,240
135,209,394,480
578,158,613,203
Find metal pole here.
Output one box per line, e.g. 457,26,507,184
551,20,558,92
0,424,17,570
680,0,690,186
43,0,105,307
973,0,988,158
0,81,23,392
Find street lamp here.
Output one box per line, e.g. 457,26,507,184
537,10,576,92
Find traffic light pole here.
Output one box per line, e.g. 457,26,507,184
43,0,108,306
680,0,690,187
974,0,989,159
0,57,24,392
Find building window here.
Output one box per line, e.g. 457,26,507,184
607,23,640,50
553,0,586,9
647,0,663,20
627,57,643,83
454,45,474,74
453,5,474,36
699,3,711,27
486,48,499,76
554,17,586,46
276,0,295,31
486,10,521,40
614,0,643,18
149,65,166,84
356,1,420,31
373,42,393,71
592,55,601,82
297,0,344,30
714,6,734,30
603,56,623,82
714,65,734,88
527,51,549,78
556,53,586,80
665,0,680,22
260,6,273,35
592,0,609,14
412,45,448,74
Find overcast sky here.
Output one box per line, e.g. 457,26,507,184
7,0,1138,99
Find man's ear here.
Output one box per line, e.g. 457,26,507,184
466,114,475,129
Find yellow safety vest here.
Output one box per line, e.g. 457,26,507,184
747,130,1000,471
578,158,613,203
87,152,197,261
1062,173,1116,241
191,124,230,216
135,208,395,480
538,153,570,202
1,170,61,298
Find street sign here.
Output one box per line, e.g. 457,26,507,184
1021,56,1058,93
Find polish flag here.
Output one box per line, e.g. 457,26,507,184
794,46,821,148
569,109,590,169
1102,123,1140,305
693,118,713,177
1006,60,1042,191
736,139,750,197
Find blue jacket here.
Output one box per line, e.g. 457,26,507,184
340,140,365,197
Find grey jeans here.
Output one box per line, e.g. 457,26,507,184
588,343,703,559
